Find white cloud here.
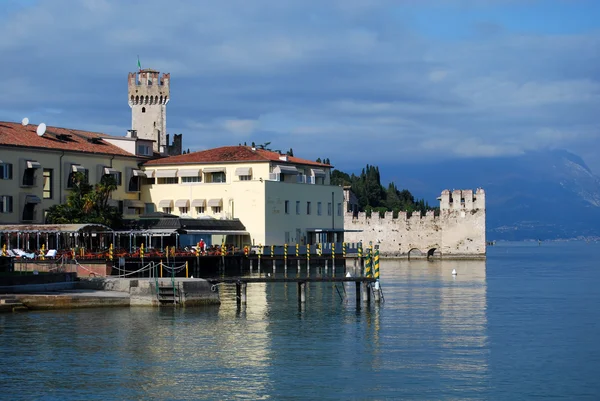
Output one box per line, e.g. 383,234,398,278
0,0,598,173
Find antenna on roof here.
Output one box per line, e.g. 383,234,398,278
36,123,47,137
21,117,29,126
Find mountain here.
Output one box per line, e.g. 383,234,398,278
375,150,600,240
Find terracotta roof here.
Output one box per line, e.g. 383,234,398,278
0,121,139,158
144,145,331,167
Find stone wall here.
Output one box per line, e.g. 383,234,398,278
343,188,486,259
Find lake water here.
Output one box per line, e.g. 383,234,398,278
1,241,599,400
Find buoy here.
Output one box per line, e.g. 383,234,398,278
452,269,457,276
345,271,352,278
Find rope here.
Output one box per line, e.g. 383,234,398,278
111,261,155,277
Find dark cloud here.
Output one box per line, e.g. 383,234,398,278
0,0,599,173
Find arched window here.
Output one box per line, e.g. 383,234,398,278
145,96,149,104
155,95,158,104
160,96,163,104
135,96,139,104
130,95,134,103
142,107,146,113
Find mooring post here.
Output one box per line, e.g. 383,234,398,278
361,282,370,304
374,249,381,303
258,244,262,270
236,282,241,306
241,282,247,305
355,281,361,305
250,258,253,272
298,282,307,303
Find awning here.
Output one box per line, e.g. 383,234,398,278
273,165,298,175
203,167,226,173
124,199,145,208
143,228,177,236
177,169,201,177
207,198,223,207
104,167,119,175
25,195,41,204
27,160,41,169
191,199,206,207
155,169,177,178
0,223,112,233
175,199,189,208
311,168,326,177
71,165,86,173
158,199,173,208
235,167,252,176
140,169,152,177
181,230,249,235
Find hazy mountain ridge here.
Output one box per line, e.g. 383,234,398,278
373,149,600,240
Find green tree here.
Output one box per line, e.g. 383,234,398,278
46,173,123,227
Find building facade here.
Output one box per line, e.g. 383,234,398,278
0,122,151,224
142,146,345,246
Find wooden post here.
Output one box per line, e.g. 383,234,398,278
355,281,361,305
241,283,247,305
236,282,241,306
298,282,306,303
362,282,370,304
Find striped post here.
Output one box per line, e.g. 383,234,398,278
358,243,362,259
331,242,335,261
186,261,189,278
374,248,380,280
271,244,274,258
317,243,322,257
284,243,288,261
1,244,6,257
140,243,144,259
365,251,372,278
295,243,299,258
109,243,113,261
306,244,310,263
342,242,346,258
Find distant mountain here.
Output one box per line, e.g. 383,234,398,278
375,150,600,240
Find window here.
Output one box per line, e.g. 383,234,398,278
179,207,189,214
285,200,290,214
239,175,251,181
145,177,156,185
67,168,89,189
142,107,146,113
0,195,13,213
327,202,332,216
182,176,201,183
307,201,311,215
157,177,178,184
126,207,141,215
163,207,172,214
296,201,300,215
212,206,222,213
317,202,322,216
129,176,141,191
337,203,342,216
205,172,226,183
43,169,53,199
22,168,35,186
0,163,13,180
105,171,122,186
195,206,205,214
137,144,151,156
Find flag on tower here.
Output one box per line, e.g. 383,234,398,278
137,56,141,70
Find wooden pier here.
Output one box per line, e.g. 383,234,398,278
208,276,378,306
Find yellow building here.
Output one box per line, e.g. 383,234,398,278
142,146,344,245
0,122,149,224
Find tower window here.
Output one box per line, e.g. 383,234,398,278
142,107,146,113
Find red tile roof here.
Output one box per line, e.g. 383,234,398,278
144,146,331,167
0,121,139,158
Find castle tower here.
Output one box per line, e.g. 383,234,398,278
128,69,170,154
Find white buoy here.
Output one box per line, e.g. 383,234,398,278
345,271,352,278
452,269,457,276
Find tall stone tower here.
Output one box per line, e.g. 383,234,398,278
128,69,170,154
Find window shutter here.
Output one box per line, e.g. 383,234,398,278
8,196,13,213
8,164,12,179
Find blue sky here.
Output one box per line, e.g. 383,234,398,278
0,0,599,174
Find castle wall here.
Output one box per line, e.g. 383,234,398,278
343,189,486,259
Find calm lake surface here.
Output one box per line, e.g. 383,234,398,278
1,241,599,400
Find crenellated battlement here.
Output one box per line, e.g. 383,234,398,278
343,187,486,259
439,188,485,211
128,70,170,105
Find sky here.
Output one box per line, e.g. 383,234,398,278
1,0,599,175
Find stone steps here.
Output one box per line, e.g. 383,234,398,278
0,296,28,312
